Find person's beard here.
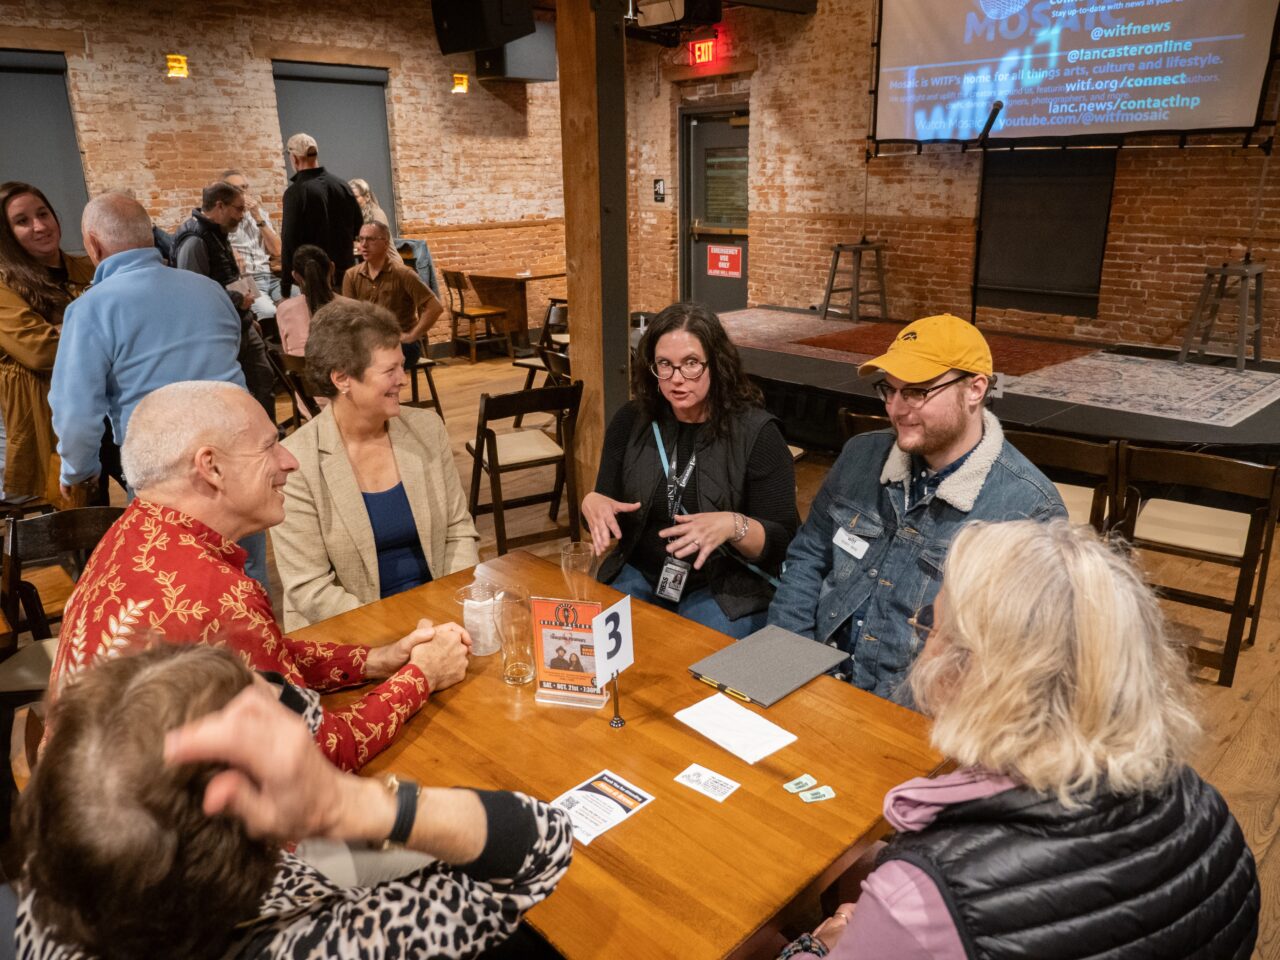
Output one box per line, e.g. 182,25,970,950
892,393,970,460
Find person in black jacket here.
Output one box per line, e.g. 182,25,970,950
581,302,798,638
783,519,1260,960
280,133,363,298
172,181,276,421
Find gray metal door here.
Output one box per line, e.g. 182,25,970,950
272,62,398,236
682,112,748,313
0,52,90,252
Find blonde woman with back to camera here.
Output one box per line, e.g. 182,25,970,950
270,300,478,629
781,520,1259,960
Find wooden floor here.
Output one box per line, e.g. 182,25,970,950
411,354,1280,958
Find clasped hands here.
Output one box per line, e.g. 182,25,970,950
365,617,472,693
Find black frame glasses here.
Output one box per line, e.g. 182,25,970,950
908,603,934,648
650,358,708,381
874,373,972,409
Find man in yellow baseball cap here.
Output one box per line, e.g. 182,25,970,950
769,312,1064,708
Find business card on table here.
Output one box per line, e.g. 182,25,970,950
675,763,741,803
800,785,836,803
551,769,655,846
784,774,817,793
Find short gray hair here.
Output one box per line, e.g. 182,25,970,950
81,193,154,256
121,381,250,490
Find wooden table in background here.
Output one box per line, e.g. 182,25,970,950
306,552,943,959
469,267,567,352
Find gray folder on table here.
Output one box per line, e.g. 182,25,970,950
687,625,850,708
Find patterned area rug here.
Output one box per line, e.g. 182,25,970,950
794,322,1099,377
1008,353,1280,427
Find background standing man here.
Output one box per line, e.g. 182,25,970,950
343,221,443,369
223,168,283,323
280,132,363,297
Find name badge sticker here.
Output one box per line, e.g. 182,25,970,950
833,527,869,560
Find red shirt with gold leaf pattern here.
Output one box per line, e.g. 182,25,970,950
51,499,429,771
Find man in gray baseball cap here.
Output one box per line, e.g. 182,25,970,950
280,132,363,297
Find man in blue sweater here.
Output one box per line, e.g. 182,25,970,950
49,191,270,587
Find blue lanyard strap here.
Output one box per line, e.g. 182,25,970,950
650,421,780,589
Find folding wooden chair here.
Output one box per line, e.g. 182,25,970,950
1002,430,1119,534
444,269,511,364
1115,443,1280,686
467,382,583,555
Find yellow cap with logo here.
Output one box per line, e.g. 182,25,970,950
858,313,994,382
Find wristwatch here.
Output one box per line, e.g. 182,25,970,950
382,774,421,848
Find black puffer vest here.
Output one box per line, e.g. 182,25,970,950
880,767,1259,960
172,210,240,288
597,403,778,620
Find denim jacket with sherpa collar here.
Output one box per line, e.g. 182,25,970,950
767,410,1066,706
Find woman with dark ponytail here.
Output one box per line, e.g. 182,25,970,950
275,244,356,356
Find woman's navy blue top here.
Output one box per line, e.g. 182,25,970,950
360,482,432,599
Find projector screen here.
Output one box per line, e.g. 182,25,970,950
874,0,1280,142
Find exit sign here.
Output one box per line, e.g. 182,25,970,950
690,38,717,65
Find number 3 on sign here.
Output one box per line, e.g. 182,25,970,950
591,596,634,691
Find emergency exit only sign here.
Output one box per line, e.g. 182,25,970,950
707,245,742,278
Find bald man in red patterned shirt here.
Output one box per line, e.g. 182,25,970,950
51,380,471,771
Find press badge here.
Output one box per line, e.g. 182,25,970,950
656,557,692,602
833,527,869,560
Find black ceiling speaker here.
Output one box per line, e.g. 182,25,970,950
433,0,535,56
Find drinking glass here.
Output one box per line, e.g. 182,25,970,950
493,589,534,686
454,580,502,657
560,541,598,600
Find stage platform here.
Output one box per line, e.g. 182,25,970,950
724,306,1280,459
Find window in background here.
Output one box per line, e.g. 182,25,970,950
975,149,1116,318
0,50,91,253
272,61,398,236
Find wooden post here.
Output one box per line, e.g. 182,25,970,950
557,0,631,504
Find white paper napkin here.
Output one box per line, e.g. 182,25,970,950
674,693,797,764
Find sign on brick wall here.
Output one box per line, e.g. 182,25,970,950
707,244,742,278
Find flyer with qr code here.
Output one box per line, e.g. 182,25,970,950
550,770,655,845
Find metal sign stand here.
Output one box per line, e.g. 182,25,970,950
609,672,625,728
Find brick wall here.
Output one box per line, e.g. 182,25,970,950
624,0,1280,353
0,0,566,337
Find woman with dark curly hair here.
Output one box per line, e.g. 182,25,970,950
582,302,798,637
0,181,94,500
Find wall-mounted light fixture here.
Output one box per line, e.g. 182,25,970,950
451,73,469,94
166,54,189,78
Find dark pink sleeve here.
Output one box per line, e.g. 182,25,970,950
821,861,966,960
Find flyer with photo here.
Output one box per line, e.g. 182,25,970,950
531,597,608,708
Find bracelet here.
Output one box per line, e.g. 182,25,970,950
730,512,749,543
382,774,421,848
779,932,829,959
255,220,266,227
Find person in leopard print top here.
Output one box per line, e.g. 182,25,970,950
15,645,573,960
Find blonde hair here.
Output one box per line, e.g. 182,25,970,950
910,519,1200,805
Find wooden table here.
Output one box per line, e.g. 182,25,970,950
469,267,567,352
305,551,943,959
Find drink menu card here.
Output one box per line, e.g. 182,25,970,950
531,597,608,709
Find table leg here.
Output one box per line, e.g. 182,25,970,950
471,279,534,355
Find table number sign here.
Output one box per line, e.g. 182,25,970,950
591,595,634,691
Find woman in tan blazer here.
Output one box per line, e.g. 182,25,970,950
271,300,479,630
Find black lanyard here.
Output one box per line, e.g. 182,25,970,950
652,422,696,521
